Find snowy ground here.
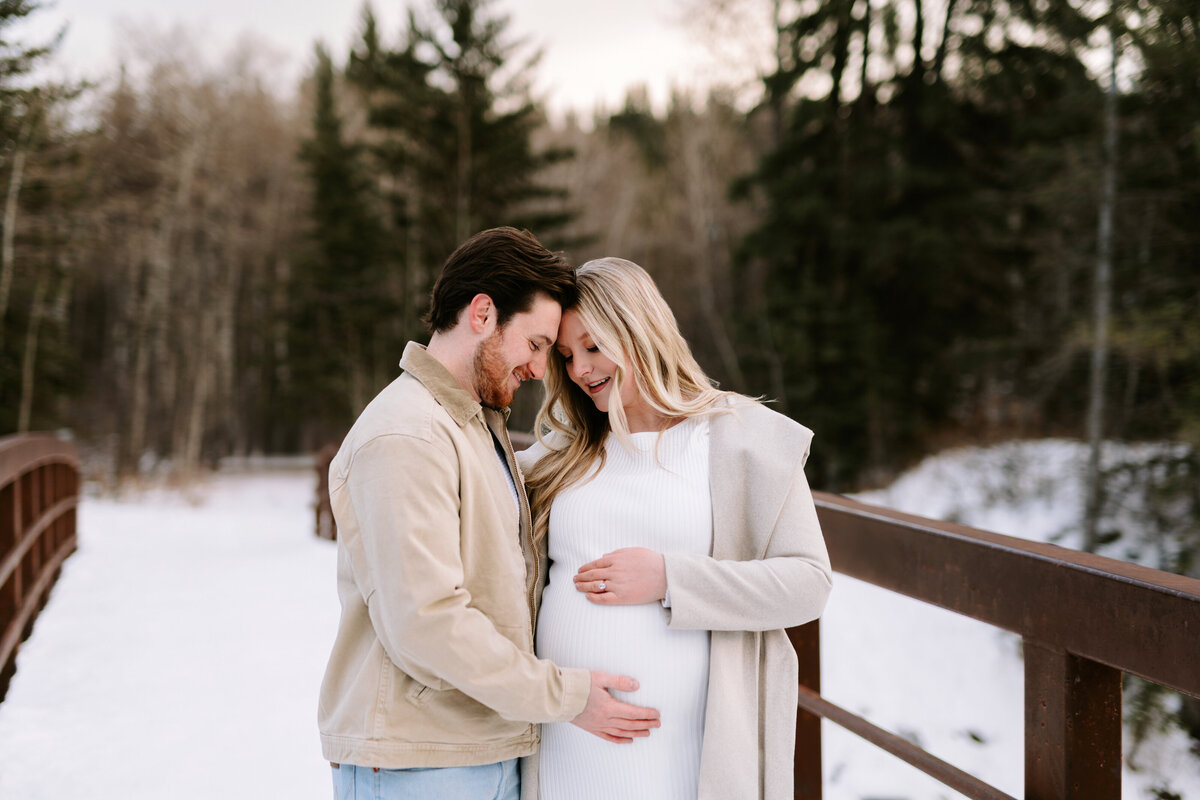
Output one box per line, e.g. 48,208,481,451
0,441,1196,799
0,468,340,799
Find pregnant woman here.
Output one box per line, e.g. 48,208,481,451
516,258,832,800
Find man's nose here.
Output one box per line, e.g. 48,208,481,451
528,350,547,380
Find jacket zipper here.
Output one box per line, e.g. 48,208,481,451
503,423,542,742
495,419,540,641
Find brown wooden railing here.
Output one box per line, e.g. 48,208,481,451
0,434,80,702
788,490,1200,799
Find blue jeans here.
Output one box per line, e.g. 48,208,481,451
331,759,520,800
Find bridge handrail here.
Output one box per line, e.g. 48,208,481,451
788,490,1200,799
0,434,80,702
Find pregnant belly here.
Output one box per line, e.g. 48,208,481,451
537,570,710,711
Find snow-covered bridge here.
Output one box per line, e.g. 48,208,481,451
2,434,1198,800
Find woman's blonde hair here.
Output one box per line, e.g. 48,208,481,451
525,257,737,543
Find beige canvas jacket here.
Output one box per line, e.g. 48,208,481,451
318,342,591,769
519,399,832,799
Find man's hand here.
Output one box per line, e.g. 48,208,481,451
574,547,667,605
571,671,660,743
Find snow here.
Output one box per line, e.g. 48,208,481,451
0,440,1196,799
0,469,340,800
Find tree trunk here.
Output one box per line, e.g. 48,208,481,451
912,0,926,86
770,0,786,150
125,135,201,473
455,96,472,244
347,324,367,417
1083,11,1119,553
830,0,855,110
933,0,960,83
0,116,31,339
17,275,47,433
405,178,423,344
757,0,789,407
178,306,216,474
679,115,746,389
124,251,152,474
603,176,639,254
859,0,872,102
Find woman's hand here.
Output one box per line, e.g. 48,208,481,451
574,548,667,605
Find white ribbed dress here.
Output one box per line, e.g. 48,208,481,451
536,416,713,800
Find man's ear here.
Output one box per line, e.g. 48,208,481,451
466,293,496,335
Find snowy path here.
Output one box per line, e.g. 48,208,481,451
0,470,340,800
0,445,1196,799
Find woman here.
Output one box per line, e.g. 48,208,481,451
516,258,832,800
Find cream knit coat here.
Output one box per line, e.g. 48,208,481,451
520,399,833,800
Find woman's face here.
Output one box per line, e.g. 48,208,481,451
556,309,644,418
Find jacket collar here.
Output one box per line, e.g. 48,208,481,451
399,341,484,428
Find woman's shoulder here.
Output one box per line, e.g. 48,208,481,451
515,429,570,472
713,395,813,436
710,395,815,463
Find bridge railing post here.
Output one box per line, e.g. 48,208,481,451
788,619,822,800
1024,640,1122,799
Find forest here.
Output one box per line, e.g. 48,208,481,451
0,0,1196,561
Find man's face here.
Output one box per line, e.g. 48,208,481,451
471,292,562,408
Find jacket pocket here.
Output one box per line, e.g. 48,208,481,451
404,677,434,707
386,669,533,745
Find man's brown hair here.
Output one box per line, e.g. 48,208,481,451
424,227,576,333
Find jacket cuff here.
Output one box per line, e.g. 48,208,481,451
660,552,709,629
558,667,591,721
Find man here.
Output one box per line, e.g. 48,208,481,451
318,227,660,800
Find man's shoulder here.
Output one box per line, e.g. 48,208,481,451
333,374,464,475
364,372,441,427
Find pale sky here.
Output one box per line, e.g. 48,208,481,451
17,0,760,119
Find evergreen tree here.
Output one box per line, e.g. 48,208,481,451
0,0,80,434
1109,0,1200,446
735,0,1102,488
346,0,573,343
291,43,392,444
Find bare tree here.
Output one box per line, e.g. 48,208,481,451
1083,6,1120,552
16,274,46,432
0,112,33,341
76,29,306,475
668,99,748,389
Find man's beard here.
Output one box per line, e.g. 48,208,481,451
472,329,517,408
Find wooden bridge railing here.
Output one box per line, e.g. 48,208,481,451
0,434,80,702
788,490,1200,799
